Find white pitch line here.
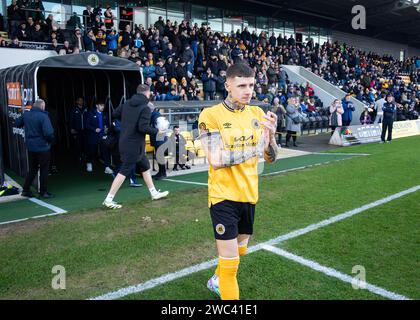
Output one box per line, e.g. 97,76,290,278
311,152,371,156
28,198,67,214
0,198,68,226
262,245,410,300
164,178,208,186
0,211,68,226
89,185,420,300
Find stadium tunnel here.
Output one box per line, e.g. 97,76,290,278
0,52,142,178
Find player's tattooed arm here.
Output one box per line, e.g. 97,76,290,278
264,133,279,163
199,132,258,169
261,111,280,164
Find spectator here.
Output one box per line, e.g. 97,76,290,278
341,93,355,126
106,29,118,55
143,60,156,80
83,29,96,51
15,99,54,198
380,94,396,143
271,97,286,146
285,97,303,147
329,99,344,135
7,0,23,37
170,126,190,171
202,67,217,100
360,108,372,125
104,6,115,30
82,5,94,29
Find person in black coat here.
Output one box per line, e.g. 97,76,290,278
15,99,54,198
380,94,397,143
150,107,168,179
70,97,87,165
102,84,169,209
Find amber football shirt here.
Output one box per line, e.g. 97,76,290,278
198,102,266,207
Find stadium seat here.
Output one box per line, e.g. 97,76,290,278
181,131,192,141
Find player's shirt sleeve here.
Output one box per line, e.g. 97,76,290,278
198,108,219,134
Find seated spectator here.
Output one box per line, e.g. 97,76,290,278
155,76,169,101
9,37,23,48
143,60,156,80
187,78,200,101
360,108,372,125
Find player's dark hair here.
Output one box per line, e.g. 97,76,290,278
226,63,255,79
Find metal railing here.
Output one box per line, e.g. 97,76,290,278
1,38,65,50
6,7,136,34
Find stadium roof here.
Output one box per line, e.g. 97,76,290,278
195,0,420,49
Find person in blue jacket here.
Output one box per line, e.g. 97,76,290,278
341,93,355,126
85,100,111,174
15,99,55,198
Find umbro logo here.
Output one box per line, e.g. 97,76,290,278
223,122,232,129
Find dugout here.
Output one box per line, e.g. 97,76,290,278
0,52,142,178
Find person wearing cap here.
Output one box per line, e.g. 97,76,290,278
380,94,396,143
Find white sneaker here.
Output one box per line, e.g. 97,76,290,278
86,163,93,172
102,200,122,209
104,167,113,174
151,190,169,200
207,274,220,298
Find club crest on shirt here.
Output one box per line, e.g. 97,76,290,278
251,118,260,129
215,223,225,235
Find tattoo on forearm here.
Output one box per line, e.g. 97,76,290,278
264,135,279,163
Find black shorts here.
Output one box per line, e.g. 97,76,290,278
210,200,255,240
119,153,150,177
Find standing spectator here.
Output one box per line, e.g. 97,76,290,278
15,99,54,198
375,92,386,123
216,69,227,100
341,93,355,126
182,44,194,74
7,0,23,37
285,97,302,147
104,6,115,30
82,5,94,29
132,32,144,49
71,28,85,52
202,67,217,100
329,99,344,135
380,94,396,143
120,24,133,48
271,97,286,146
83,29,96,51
95,30,108,53
171,126,189,171
150,106,168,179
106,29,118,56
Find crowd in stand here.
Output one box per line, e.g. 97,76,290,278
2,1,419,123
